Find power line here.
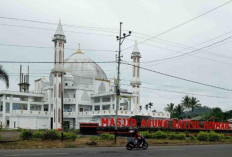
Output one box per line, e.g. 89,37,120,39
0,60,116,64
122,62,232,92
121,83,232,100
0,23,115,37
122,0,232,51
0,43,116,53
0,16,119,33
141,35,232,63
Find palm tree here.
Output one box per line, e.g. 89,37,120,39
164,103,175,115
148,102,153,111
181,95,191,111
0,65,9,88
189,97,201,112
174,104,184,119
145,104,149,111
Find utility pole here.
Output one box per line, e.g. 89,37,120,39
115,22,131,143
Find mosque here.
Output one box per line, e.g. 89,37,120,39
0,21,169,130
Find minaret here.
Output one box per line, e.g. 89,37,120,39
52,20,66,130
130,41,141,114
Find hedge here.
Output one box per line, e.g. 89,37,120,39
33,131,44,139
43,130,58,140
197,132,209,141
20,129,33,140
99,133,114,141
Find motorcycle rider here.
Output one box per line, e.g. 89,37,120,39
129,128,143,147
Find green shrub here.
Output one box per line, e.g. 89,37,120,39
197,132,209,141
189,134,197,141
167,132,176,140
62,132,77,140
99,133,114,141
208,131,223,142
152,130,167,139
20,129,33,140
224,136,232,140
89,136,100,141
43,130,58,140
140,131,151,138
167,133,185,140
33,131,44,139
176,133,186,140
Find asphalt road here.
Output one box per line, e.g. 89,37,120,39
0,144,232,157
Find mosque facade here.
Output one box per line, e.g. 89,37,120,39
0,21,169,130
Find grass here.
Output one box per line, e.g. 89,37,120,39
0,137,232,149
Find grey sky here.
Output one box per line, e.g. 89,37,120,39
0,0,232,112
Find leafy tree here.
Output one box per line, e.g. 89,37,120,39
0,65,9,88
173,104,185,119
165,103,175,116
145,104,149,111
189,97,201,112
181,95,191,111
148,102,153,111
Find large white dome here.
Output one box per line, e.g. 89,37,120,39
64,51,107,80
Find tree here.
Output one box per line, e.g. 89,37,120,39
173,104,185,119
148,102,153,111
145,104,149,111
0,65,9,88
165,103,175,115
189,97,201,112
181,95,191,111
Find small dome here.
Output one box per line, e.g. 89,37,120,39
64,51,107,80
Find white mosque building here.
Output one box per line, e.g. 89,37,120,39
0,21,169,130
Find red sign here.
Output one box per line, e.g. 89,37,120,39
101,117,231,130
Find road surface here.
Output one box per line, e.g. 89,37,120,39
0,144,231,157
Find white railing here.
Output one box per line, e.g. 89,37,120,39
77,110,170,118
11,110,49,116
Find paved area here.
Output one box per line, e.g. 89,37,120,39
0,131,20,141
0,144,232,157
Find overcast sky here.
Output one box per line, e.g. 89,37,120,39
1,0,232,112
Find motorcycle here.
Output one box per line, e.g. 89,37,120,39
126,135,148,150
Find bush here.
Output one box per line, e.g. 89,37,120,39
176,133,186,140
33,131,44,139
189,134,197,141
152,130,167,139
224,136,232,140
167,133,185,140
89,136,100,141
167,133,176,140
99,133,114,141
43,130,58,140
62,132,77,140
197,132,209,141
208,131,223,142
20,129,33,140
140,131,152,138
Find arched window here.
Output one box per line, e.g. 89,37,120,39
59,50,62,63
133,65,135,77
58,108,61,123
54,109,56,122
58,83,61,98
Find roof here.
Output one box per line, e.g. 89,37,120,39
131,40,141,58
54,20,65,36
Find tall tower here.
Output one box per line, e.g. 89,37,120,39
130,41,141,114
51,20,66,130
